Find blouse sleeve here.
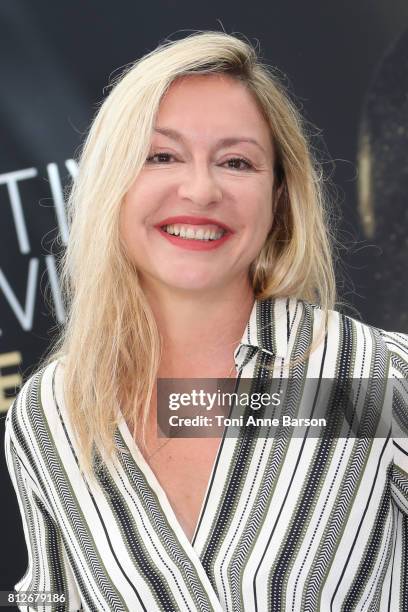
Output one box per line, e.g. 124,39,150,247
382,330,408,512
379,329,408,610
4,392,83,612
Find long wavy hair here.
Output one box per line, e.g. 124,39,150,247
41,30,342,477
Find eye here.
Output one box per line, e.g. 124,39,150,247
145,152,254,170
223,157,253,171
146,152,175,164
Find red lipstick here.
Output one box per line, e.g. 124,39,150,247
155,215,233,232
154,216,233,251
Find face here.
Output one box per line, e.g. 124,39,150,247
120,73,276,298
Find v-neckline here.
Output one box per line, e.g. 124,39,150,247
116,406,230,551
116,410,232,612
115,370,244,552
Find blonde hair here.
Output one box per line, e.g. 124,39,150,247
40,30,342,477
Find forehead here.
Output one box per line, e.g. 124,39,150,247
154,74,273,151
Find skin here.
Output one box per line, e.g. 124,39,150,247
119,74,280,541
120,73,278,376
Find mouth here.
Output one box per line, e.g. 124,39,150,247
160,223,226,242
154,217,232,251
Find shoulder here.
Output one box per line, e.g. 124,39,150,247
333,305,407,365
5,357,64,458
297,298,408,370
301,297,406,338
4,358,68,515
375,328,408,371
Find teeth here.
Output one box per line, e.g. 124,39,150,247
162,223,225,241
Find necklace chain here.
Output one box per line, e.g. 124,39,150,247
147,363,236,461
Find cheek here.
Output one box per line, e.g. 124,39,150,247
245,199,273,237
119,199,132,240
121,186,149,229
126,173,172,206
241,179,273,222
121,177,170,229
240,203,273,259
119,197,144,258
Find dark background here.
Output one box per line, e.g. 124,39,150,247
1,0,407,593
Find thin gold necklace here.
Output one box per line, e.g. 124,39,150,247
147,363,236,461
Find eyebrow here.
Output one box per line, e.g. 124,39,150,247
153,127,267,155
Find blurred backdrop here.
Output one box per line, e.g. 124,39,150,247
1,0,407,593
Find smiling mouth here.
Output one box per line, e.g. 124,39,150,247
161,223,226,241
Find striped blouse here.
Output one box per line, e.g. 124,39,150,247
4,296,408,611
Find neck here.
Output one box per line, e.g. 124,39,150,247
142,278,255,377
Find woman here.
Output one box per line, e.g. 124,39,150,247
5,31,408,611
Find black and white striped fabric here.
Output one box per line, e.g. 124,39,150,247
4,297,408,611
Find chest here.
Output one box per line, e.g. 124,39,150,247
144,437,222,543
85,431,395,611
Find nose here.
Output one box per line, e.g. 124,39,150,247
177,162,223,207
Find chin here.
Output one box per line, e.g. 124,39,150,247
161,273,221,292
167,280,218,292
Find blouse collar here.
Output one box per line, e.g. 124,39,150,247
233,296,303,370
